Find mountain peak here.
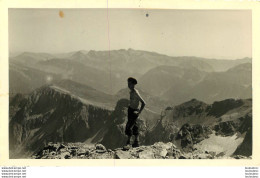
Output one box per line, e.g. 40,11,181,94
71,51,88,60
227,62,252,72
181,98,207,107
208,98,245,117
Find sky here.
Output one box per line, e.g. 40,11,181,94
8,9,252,59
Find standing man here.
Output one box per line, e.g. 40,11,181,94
125,77,146,148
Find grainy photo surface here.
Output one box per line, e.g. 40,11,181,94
8,9,252,159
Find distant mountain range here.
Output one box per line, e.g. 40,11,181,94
140,62,251,104
9,49,251,99
9,49,252,159
11,49,251,73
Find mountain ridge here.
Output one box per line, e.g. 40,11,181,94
9,85,252,158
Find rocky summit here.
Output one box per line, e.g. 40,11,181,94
33,142,250,159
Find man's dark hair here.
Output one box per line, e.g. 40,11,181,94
127,77,137,85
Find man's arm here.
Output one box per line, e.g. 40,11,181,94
136,90,146,115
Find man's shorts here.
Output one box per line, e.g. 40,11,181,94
125,107,139,136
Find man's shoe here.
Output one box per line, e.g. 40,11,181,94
132,141,139,148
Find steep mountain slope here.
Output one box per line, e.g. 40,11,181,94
9,86,113,158
52,79,115,109
10,52,54,67
9,84,159,158
161,63,252,104
138,65,206,97
32,58,122,94
225,62,252,85
10,55,124,94
177,59,214,72
53,50,89,59
200,57,252,72
9,62,61,94
9,93,27,119
145,98,252,156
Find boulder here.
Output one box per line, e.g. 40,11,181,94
77,148,89,156
115,150,132,159
64,155,71,159
60,151,70,159
57,144,66,152
138,149,155,159
96,149,106,153
233,155,249,159
95,144,107,151
153,142,173,150
179,155,187,159
159,149,168,158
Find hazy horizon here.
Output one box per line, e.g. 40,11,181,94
9,48,252,60
9,9,252,60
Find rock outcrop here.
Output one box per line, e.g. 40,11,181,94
175,123,212,151
144,98,252,156
9,86,112,158
33,142,250,159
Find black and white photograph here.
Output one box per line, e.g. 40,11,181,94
8,8,252,159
